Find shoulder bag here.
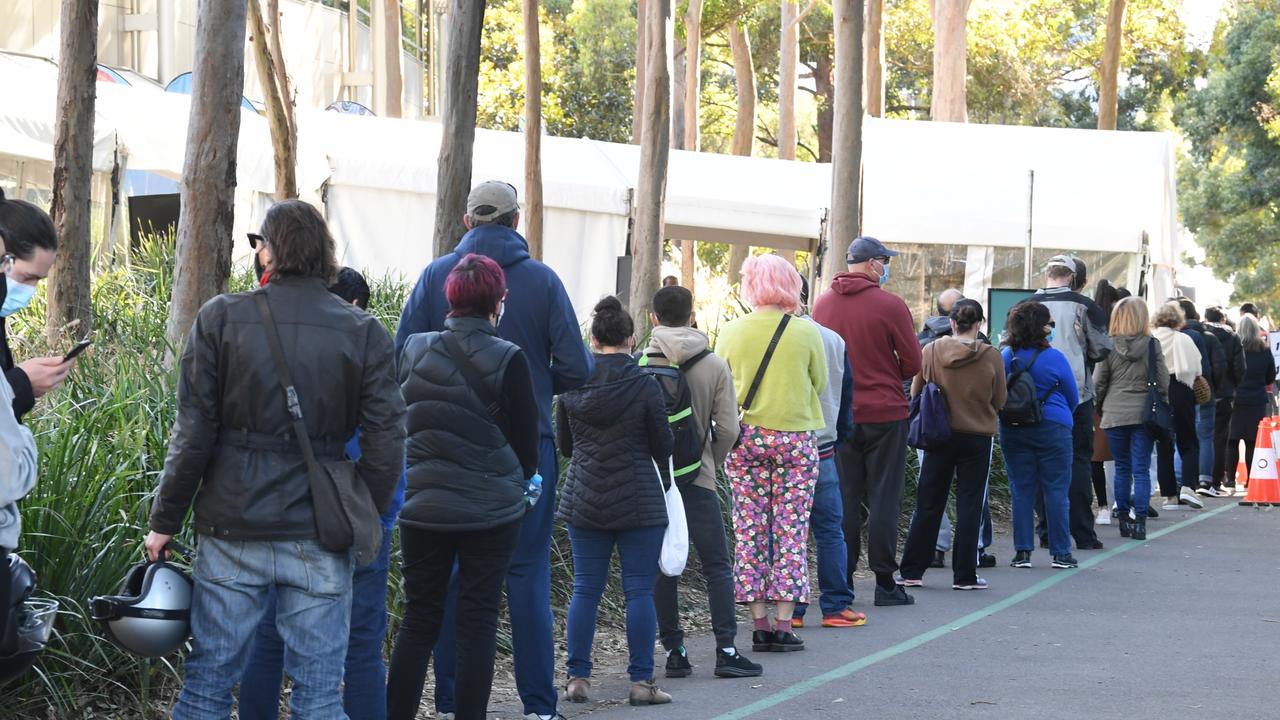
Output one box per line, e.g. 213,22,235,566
1142,337,1173,441
254,293,382,567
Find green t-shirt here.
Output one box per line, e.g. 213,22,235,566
715,310,827,432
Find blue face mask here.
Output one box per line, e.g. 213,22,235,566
1046,327,1057,344
1,277,35,317
874,259,890,286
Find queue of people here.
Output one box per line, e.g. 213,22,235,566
2,179,1273,720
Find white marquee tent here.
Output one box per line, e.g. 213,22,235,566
0,49,1180,322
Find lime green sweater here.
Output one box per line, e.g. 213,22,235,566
714,310,827,432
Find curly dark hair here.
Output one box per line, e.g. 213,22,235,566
1005,301,1052,350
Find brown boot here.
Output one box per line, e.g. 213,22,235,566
629,679,672,706
566,677,591,703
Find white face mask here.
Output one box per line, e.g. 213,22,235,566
1,277,36,317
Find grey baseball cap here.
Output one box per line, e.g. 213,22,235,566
1045,254,1077,274
466,181,519,222
846,236,899,264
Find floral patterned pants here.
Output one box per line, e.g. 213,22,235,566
726,424,819,604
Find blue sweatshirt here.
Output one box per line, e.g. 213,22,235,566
395,223,594,440
1001,346,1079,430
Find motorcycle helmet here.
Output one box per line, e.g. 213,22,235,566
1,554,58,684
90,559,192,658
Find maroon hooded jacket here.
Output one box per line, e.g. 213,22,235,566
813,272,922,424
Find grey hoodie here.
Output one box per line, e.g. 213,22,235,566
0,375,37,550
644,326,739,491
1093,334,1170,430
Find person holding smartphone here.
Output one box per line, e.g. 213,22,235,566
0,189,73,422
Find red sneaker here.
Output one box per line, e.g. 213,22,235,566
821,609,867,628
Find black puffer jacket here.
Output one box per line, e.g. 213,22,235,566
399,317,539,531
149,277,406,540
556,353,673,530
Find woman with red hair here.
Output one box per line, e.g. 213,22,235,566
387,254,541,720
715,254,827,653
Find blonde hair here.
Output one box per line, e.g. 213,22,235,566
1152,302,1185,330
1110,296,1150,337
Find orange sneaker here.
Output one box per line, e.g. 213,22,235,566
792,617,805,629
821,609,868,628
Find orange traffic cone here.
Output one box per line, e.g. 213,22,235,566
1240,420,1280,506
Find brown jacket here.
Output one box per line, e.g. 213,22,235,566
911,336,1008,437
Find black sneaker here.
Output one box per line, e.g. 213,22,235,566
1078,539,1105,550
978,552,997,568
1011,551,1032,568
751,630,774,653
1051,554,1079,569
1146,506,1159,518
664,648,692,678
874,585,915,606
770,631,805,652
714,648,763,678
929,550,945,568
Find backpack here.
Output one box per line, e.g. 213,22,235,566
999,350,1059,427
639,349,713,485
908,349,952,451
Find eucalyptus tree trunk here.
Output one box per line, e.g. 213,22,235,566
433,0,487,258
824,0,865,293
630,0,672,332
523,0,544,258
930,0,972,122
727,22,755,287
1097,0,1128,131
47,0,98,343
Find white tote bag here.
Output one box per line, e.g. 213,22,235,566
654,458,689,577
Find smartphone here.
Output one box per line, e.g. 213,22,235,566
62,338,92,362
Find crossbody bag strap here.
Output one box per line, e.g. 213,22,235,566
1146,337,1159,386
441,329,511,442
742,314,791,413
253,293,324,477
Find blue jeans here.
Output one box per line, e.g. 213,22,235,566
433,438,559,716
1196,403,1215,483
795,456,853,617
238,529,393,720
174,537,352,720
566,524,665,683
1001,422,1072,557
1106,425,1155,516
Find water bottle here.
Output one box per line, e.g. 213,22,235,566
525,473,543,508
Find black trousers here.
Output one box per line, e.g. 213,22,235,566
900,433,993,586
1037,400,1098,547
1156,380,1199,498
838,420,908,579
1213,398,1234,487
655,484,738,651
1092,462,1108,507
387,520,522,720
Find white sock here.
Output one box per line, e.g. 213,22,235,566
720,647,737,656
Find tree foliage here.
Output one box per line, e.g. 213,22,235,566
1178,0,1280,313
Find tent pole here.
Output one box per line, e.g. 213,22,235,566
1023,169,1034,288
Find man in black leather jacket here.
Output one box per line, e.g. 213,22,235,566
145,201,405,718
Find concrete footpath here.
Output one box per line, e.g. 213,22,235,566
503,497,1279,720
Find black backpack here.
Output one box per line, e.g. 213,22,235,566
638,349,713,484
1000,350,1059,427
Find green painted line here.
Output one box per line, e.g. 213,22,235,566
710,502,1237,720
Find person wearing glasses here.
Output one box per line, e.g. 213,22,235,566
0,189,72,422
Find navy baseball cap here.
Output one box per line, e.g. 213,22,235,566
846,236,899,264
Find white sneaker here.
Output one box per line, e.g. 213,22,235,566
437,714,455,720
1161,498,1181,510
1096,509,1112,525
1180,487,1205,508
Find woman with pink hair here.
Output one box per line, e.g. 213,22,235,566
715,254,827,653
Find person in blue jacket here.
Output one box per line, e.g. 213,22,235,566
999,301,1081,571
396,181,593,720
238,267,406,720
